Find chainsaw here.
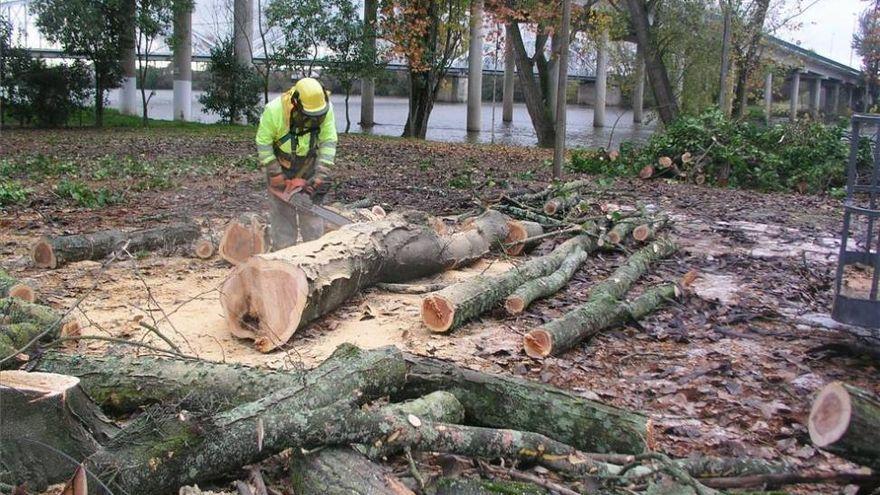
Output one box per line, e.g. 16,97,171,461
269,181,352,227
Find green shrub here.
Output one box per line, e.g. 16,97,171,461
54,179,121,208
199,38,262,124
0,181,31,206
569,148,634,177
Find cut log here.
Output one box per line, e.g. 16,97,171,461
193,237,216,259
602,217,642,246
0,371,118,490
0,269,35,303
505,246,589,315
543,195,580,216
639,165,655,180
503,220,543,256
513,179,591,204
523,239,680,358
218,213,269,266
31,222,201,269
809,382,880,469
525,280,681,359
1,298,79,368
658,156,673,169
422,232,599,333
633,214,671,243
290,448,415,495
85,345,407,495
222,211,510,351
400,354,652,454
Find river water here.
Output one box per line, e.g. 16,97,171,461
108,89,655,149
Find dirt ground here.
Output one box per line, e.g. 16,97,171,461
2,127,878,493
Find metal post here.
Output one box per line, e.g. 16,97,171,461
789,70,800,121
633,44,645,124
593,28,608,128
172,1,192,122
466,0,484,133
502,29,515,123
552,0,571,179
763,71,772,124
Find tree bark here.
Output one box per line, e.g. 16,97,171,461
422,233,598,333
86,345,407,495
290,448,415,495
400,353,652,454
218,213,269,266
809,382,880,470
624,0,678,124
0,269,35,303
31,222,201,269
434,477,548,495
0,371,118,490
222,211,510,351
507,23,554,147
505,246,589,315
524,239,680,357
512,179,591,204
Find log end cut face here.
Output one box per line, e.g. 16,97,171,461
523,329,552,358
504,221,528,256
9,284,36,303
809,381,852,448
0,370,80,398
221,257,309,352
219,221,265,266
504,296,525,316
31,239,57,269
421,295,455,333
194,239,216,259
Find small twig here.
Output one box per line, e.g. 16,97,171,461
46,335,200,361
248,465,269,495
138,321,183,354
478,460,580,495
404,447,426,491
618,453,718,495
503,225,583,248
699,471,880,490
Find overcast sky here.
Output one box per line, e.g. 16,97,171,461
775,0,865,68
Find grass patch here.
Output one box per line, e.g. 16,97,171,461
54,179,123,208
0,181,32,206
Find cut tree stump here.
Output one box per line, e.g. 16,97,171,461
218,213,269,265
523,239,680,358
809,382,880,470
31,222,201,269
422,232,599,333
0,269,35,303
503,220,543,256
0,371,118,490
505,246,589,315
400,354,652,454
222,211,510,351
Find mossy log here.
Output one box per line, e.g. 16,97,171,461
31,222,201,269
504,220,544,256
513,179,592,204
809,382,880,470
505,246,590,315
222,211,510,352
85,345,407,495
400,354,652,454
0,371,118,491
422,232,599,333
433,477,548,494
494,205,564,226
543,195,582,216
524,280,681,358
0,269,35,303
523,238,680,358
601,217,642,246
218,213,270,266
1,298,79,369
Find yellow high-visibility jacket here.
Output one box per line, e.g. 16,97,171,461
255,88,338,176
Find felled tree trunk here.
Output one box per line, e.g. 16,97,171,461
31,222,201,269
400,354,652,454
218,213,270,266
523,239,680,358
505,246,589,315
221,211,510,352
809,382,880,470
0,269,35,303
86,345,407,495
0,371,118,490
1,298,79,369
504,220,543,256
422,233,598,333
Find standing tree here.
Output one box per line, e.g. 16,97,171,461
325,0,384,132
265,0,335,78
854,1,880,111
379,0,469,139
199,38,263,124
731,0,770,117
135,0,175,125
31,0,129,127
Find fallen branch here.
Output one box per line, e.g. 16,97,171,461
505,246,589,315
375,282,450,294
700,471,880,490
31,222,201,269
633,214,671,243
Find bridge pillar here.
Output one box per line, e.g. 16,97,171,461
360,0,377,127
120,1,138,116
830,81,841,116
763,71,772,124
633,45,645,124
173,1,193,122
593,28,608,128
789,70,800,121
809,77,821,119
233,0,253,67
502,33,514,122
466,0,483,132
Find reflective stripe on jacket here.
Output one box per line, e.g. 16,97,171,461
255,91,338,168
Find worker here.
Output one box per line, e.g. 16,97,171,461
256,77,338,249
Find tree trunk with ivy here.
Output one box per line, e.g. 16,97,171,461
624,0,678,124
507,22,554,148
